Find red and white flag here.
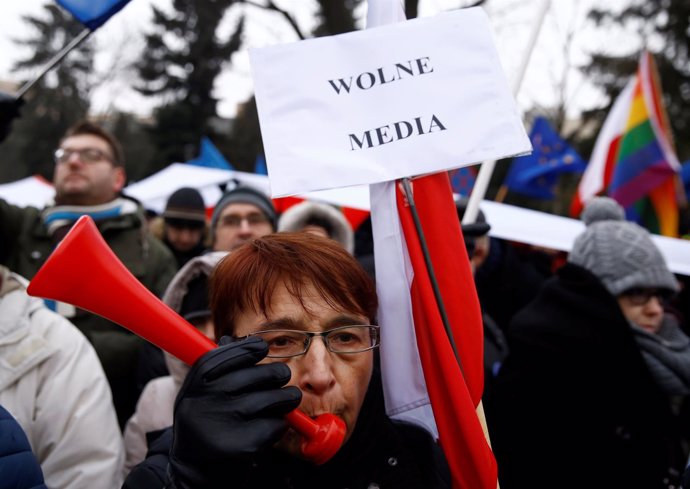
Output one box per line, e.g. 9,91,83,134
570,78,635,215
570,51,680,237
367,4,498,487
372,174,497,488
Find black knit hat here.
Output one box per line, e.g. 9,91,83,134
180,275,211,322
164,187,206,228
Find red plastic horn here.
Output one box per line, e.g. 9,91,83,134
26,215,345,465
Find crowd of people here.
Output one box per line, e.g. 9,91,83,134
0,120,688,489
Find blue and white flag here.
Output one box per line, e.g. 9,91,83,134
56,0,131,30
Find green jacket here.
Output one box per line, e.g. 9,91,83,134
0,196,177,427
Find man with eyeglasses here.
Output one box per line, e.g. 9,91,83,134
487,197,689,489
123,232,450,489
209,185,277,252
0,120,177,430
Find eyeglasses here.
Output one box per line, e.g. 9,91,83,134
54,147,113,165
220,213,269,228
620,288,672,306
248,325,380,358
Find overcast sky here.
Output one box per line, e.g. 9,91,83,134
0,0,636,120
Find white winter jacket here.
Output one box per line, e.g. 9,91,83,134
0,266,124,489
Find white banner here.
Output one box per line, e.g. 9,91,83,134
250,7,531,197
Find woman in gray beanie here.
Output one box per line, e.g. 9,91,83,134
486,197,688,489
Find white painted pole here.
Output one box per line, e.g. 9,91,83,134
462,0,551,224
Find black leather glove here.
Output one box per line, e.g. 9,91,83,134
0,91,23,143
169,336,302,489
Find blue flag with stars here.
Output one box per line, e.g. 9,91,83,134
503,116,586,199
185,137,234,171
57,0,131,30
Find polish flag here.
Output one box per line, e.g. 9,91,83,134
371,174,497,489
367,3,497,487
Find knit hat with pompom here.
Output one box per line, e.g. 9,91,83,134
567,197,678,296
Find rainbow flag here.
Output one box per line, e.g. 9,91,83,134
571,51,681,236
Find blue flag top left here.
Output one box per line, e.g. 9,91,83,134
503,116,586,199
186,137,234,171
56,0,131,30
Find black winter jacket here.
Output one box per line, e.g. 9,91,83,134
487,264,685,489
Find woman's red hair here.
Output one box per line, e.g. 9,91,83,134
210,232,378,339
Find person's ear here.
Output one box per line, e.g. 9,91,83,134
112,166,126,192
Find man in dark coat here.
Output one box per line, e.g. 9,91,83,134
0,121,177,428
487,197,686,489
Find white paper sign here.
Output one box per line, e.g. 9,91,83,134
249,7,531,197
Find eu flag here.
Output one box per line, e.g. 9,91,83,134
503,116,586,199
185,137,234,171
57,0,131,30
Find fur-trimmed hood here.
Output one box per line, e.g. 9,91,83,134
161,251,227,384
278,201,354,254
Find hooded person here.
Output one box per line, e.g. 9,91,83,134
122,252,227,477
278,201,355,254
209,186,277,252
487,196,687,489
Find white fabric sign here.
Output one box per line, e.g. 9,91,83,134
250,7,531,197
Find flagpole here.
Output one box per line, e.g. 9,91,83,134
15,28,92,99
462,0,550,225
494,184,509,203
400,177,464,374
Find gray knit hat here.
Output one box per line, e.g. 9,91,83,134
210,186,277,239
568,197,678,296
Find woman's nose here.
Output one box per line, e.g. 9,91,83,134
297,338,337,395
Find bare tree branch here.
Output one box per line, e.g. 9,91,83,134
241,0,306,40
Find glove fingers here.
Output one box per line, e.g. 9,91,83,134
191,336,268,383
183,418,290,461
232,386,303,419
174,387,301,434
228,418,292,455
173,387,301,454
203,363,292,395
